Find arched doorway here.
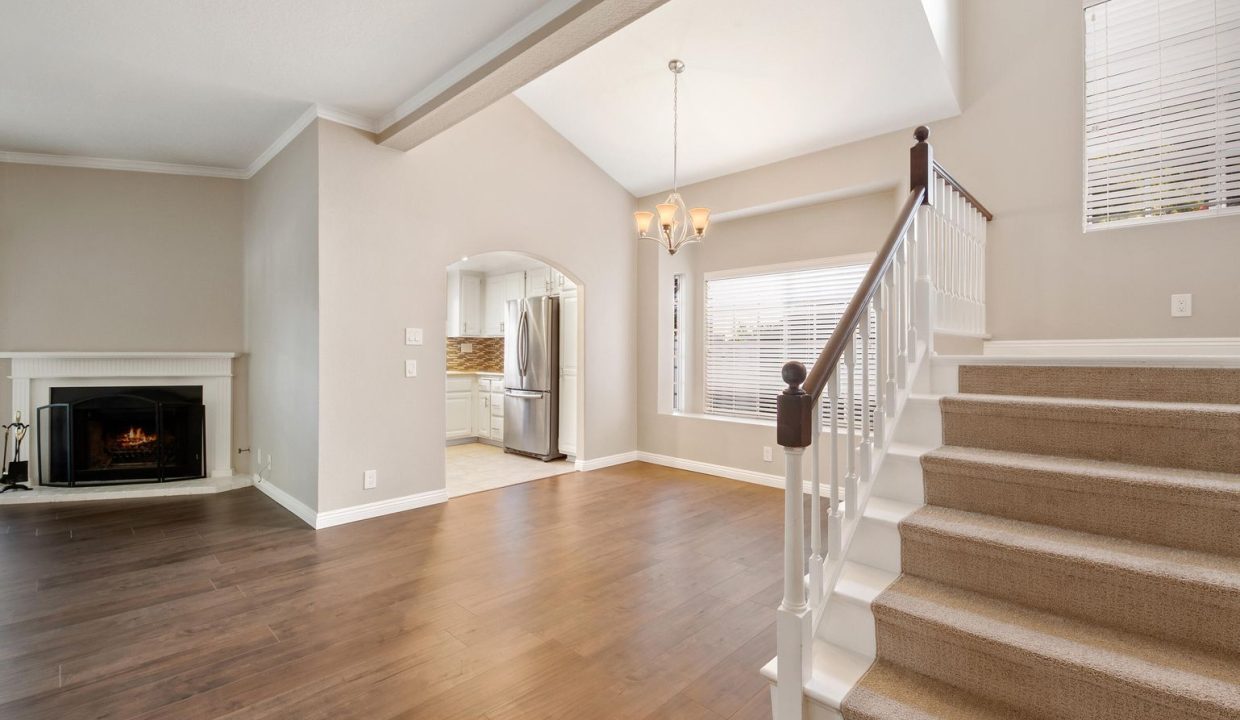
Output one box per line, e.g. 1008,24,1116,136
442,251,584,497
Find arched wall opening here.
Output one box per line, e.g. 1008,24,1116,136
440,250,586,497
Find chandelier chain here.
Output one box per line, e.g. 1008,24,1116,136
672,67,679,191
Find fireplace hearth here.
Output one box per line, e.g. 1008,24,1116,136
37,386,205,486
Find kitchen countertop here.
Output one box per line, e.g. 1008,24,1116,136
447,370,504,376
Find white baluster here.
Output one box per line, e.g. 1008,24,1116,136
883,272,897,416
874,283,887,443
906,214,919,356
860,301,873,483
894,245,908,389
809,400,823,611
844,337,858,520
828,368,842,559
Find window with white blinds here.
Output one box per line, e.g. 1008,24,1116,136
1084,0,1240,228
703,257,875,422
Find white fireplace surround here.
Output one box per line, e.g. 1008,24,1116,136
3,352,236,485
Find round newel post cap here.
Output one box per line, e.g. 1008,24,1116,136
781,361,808,394
914,125,930,143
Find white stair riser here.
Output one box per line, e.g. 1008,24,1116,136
893,399,942,447
848,517,903,574
929,361,960,394
819,597,877,657
871,452,925,505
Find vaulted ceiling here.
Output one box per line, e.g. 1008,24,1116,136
1,0,962,188
516,0,963,195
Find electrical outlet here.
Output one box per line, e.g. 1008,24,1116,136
405,359,418,377
1171,293,1192,317
405,327,423,346
460,342,473,354
363,469,377,489
762,446,773,462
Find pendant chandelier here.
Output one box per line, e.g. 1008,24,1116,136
635,59,710,255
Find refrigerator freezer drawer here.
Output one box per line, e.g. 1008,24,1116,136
503,391,554,459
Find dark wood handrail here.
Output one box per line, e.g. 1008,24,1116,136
776,125,989,449
776,185,924,448
933,161,994,220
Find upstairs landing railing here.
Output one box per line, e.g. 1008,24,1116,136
772,127,992,720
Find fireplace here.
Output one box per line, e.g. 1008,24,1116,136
37,386,206,486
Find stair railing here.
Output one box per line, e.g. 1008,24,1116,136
772,127,992,720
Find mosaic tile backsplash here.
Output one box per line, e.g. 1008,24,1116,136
446,336,504,373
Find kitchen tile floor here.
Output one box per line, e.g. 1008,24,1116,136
445,442,573,497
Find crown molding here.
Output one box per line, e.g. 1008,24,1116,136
0,103,385,182
0,150,247,179
315,105,380,133
243,105,321,179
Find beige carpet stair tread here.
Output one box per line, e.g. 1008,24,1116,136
874,576,1240,717
903,505,1240,593
958,365,1240,405
922,446,1240,507
841,660,1037,720
942,393,1240,429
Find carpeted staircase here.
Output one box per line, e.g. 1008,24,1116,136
840,364,1240,719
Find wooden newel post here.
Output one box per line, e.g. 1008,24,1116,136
777,361,814,449
911,125,934,208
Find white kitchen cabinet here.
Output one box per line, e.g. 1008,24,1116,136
446,269,484,336
558,287,578,456
483,271,525,336
525,267,550,297
446,375,474,440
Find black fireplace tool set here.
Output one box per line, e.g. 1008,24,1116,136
1,412,31,492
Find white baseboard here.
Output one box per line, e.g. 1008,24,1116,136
253,475,448,530
253,475,317,529
983,337,1240,358
574,451,641,472
634,451,788,490
314,488,448,529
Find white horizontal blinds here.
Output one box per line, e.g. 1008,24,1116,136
704,261,876,424
1084,0,1240,226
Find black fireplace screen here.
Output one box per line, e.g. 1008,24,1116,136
37,386,205,486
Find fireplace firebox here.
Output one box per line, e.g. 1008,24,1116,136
37,386,206,486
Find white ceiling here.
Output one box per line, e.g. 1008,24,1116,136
515,0,963,196
0,0,551,172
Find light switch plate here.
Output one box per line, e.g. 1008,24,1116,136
1171,293,1192,317
363,469,377,489
405,327,423,346
405,360,418,377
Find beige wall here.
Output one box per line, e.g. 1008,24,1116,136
0,161,248,465
633,0,1240,475
243,123,320,508
314,97,636,512
636,191,896,476
643,0,1240,343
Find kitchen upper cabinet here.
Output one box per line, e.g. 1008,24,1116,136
447,269,484,337
484,271,525,336
525,267,550,297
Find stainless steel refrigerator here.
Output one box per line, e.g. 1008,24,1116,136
504,296,564,461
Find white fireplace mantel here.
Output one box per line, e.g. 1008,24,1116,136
3,351,238,484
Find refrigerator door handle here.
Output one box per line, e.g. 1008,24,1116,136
505,389,543,398
517,310,529,377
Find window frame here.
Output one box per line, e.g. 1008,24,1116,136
1081,0,1240,231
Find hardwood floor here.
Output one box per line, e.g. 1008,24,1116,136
0,462,783,719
